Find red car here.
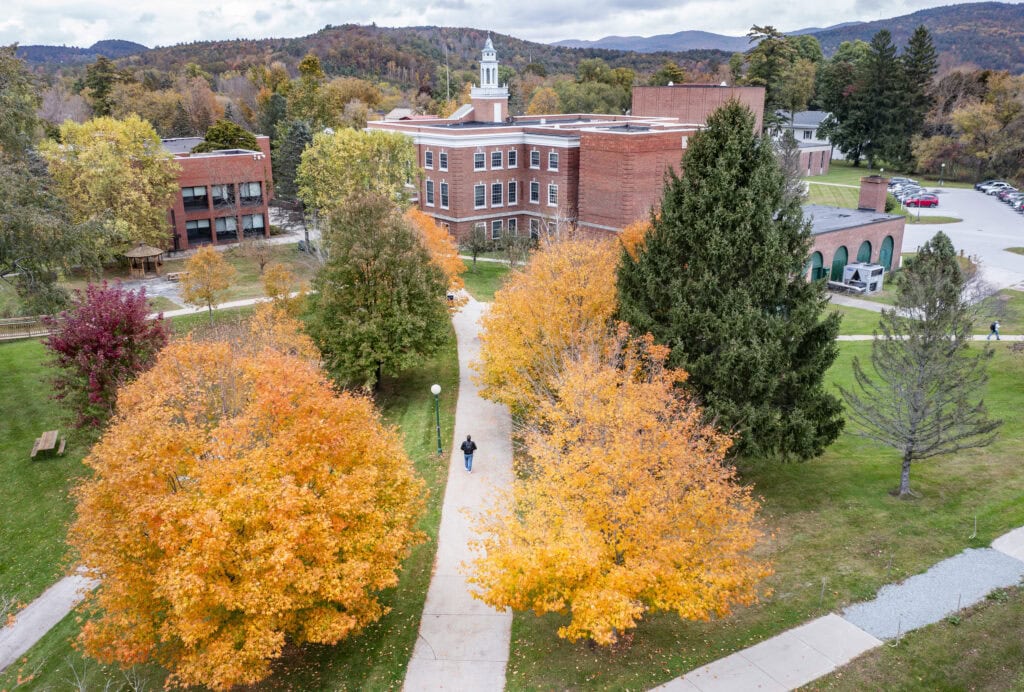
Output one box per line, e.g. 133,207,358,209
905,194,939,208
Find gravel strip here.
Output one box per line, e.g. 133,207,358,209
842,548,1024,640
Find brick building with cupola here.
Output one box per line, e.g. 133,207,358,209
371,39,902,282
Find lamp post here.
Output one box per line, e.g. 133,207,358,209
430,384,442,456
940,162,945,187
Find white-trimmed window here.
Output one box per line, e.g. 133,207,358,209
440,181,449,209
529,218,540,239
474,221,486,237
507,149,518,168
439,152,448,170
474,184,486,208
491,182,503,207
508,181,517,205
425,179,435,206
530,181,540,203
508,218,517,235
424,150,434,169
548,183,558,206
491,151,502,169
491,219,502,240
242,213,265,237
548,151,559,171
474,152,485,170
530,149,540,168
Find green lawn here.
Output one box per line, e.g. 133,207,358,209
462,261,512,302
0,312,459,690
814,160,973,190
506,343,1024,690
807,183,962,225
830,304,883,335
807,586,1024,690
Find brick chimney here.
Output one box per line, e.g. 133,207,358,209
858,175,889,213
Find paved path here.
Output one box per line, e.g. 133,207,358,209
404,297,514,690
651,525,1024,691
0,573,97,672
828,293,886,312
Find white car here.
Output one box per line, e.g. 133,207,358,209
982,182,1013,194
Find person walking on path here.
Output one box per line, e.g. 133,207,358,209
460,435,477,473
989,320,1001,340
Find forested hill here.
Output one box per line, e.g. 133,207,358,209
17,40,148,66
101,25,729,86
811,2,1024,72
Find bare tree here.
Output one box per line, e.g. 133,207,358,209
461,224,491,269
238,234,273,274
840,232,1001,498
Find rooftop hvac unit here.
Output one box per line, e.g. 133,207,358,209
842,262,886,294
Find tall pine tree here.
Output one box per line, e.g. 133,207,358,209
272,119,312,201
899,26,938,165
617,101,843,461
859,30,905,169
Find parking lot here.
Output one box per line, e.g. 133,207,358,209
899,186,1024,290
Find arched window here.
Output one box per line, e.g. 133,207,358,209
857,240,872,263
879,236,895,271
831,246,848,281
809,251,826,281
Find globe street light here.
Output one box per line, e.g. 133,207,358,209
430,384,442,456
940,162,946,187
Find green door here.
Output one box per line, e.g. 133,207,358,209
879,236,894,270
857,240,872,263
809,252,827,280
831,246,848,281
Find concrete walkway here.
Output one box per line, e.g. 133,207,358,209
0,573,97,672
404,297,514,690
828,293,887,312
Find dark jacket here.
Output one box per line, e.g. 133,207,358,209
460,440,478,454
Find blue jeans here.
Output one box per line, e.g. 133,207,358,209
464,453,473,471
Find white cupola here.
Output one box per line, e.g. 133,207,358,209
480,35,499,88
470,36,509,123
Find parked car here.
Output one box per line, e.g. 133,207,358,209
888,177,918,188
983,182,1013,194
975,179,1003,191
905,193,939,208
896,187,925,202
996,187,1020,201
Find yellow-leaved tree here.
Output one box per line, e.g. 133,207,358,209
180,246,236,320
262,261,305,316
468,326,771,645
405,208,467,309
619,217,653,260
68,326,425,690
476,236,618,415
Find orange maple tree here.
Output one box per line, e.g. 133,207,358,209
468,326,771,645
68,327,425,690
405,207,467,308
475,236,618,415
619,217,653,260
179,245,236,319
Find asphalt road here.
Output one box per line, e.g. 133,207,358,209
900,186,1024,290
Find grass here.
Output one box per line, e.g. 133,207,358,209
462,261,512,302
145,295,181,312
815,160,973,190
1007,247,1024,256
0,316,461,691
506,343,1024,690
807,586,1024,690
807,183,962,224
830,304,883,335
215,244,319,303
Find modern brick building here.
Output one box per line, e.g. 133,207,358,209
804,176,905,280
162,136,274,252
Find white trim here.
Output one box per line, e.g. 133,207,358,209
425,179,435,207
529,180,540,204
507,149,518,168
547,183,558,207
397,132,580,150
473,183,486,209
529,148,541,169
508,180,518,206
439,181,449,209
439,150,448,171
548,151,559,171
424,150,434,169
491,181,503,208
490,150,503,169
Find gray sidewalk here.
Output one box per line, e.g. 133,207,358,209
0,573,97,672
403,297,514,690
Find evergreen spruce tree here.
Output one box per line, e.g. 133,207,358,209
272,119,313,201
899,26,938,164
858,30,905,168
617,101,843,460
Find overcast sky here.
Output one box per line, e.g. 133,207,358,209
0,0,999,48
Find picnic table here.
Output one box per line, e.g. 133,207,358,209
30,430,65,459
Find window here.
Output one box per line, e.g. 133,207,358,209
530,181,540,203
440,182,449,209
215,216,238,242
548,183,558,206
491,219,502,240
548,151,559,171
474,222,486,237
491,182,502,206
425,180,435,206
529,218,540,239
474,184,486,208
185,219,211,245
803,130,813,140
211,184,234,207
439,152,448,170
508,181,517,205
474,152,485,170
491,151,502,169
242,213,265,237
530,150,540,168
507,149,517,167
182,185,207,210
507,218,517,235
424,150,433,168
240,181,262,203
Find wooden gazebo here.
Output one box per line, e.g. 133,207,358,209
124,243,165,279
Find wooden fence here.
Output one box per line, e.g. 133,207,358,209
0,316,48,341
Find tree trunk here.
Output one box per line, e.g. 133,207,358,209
374,361,383,392
898,452,913,497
